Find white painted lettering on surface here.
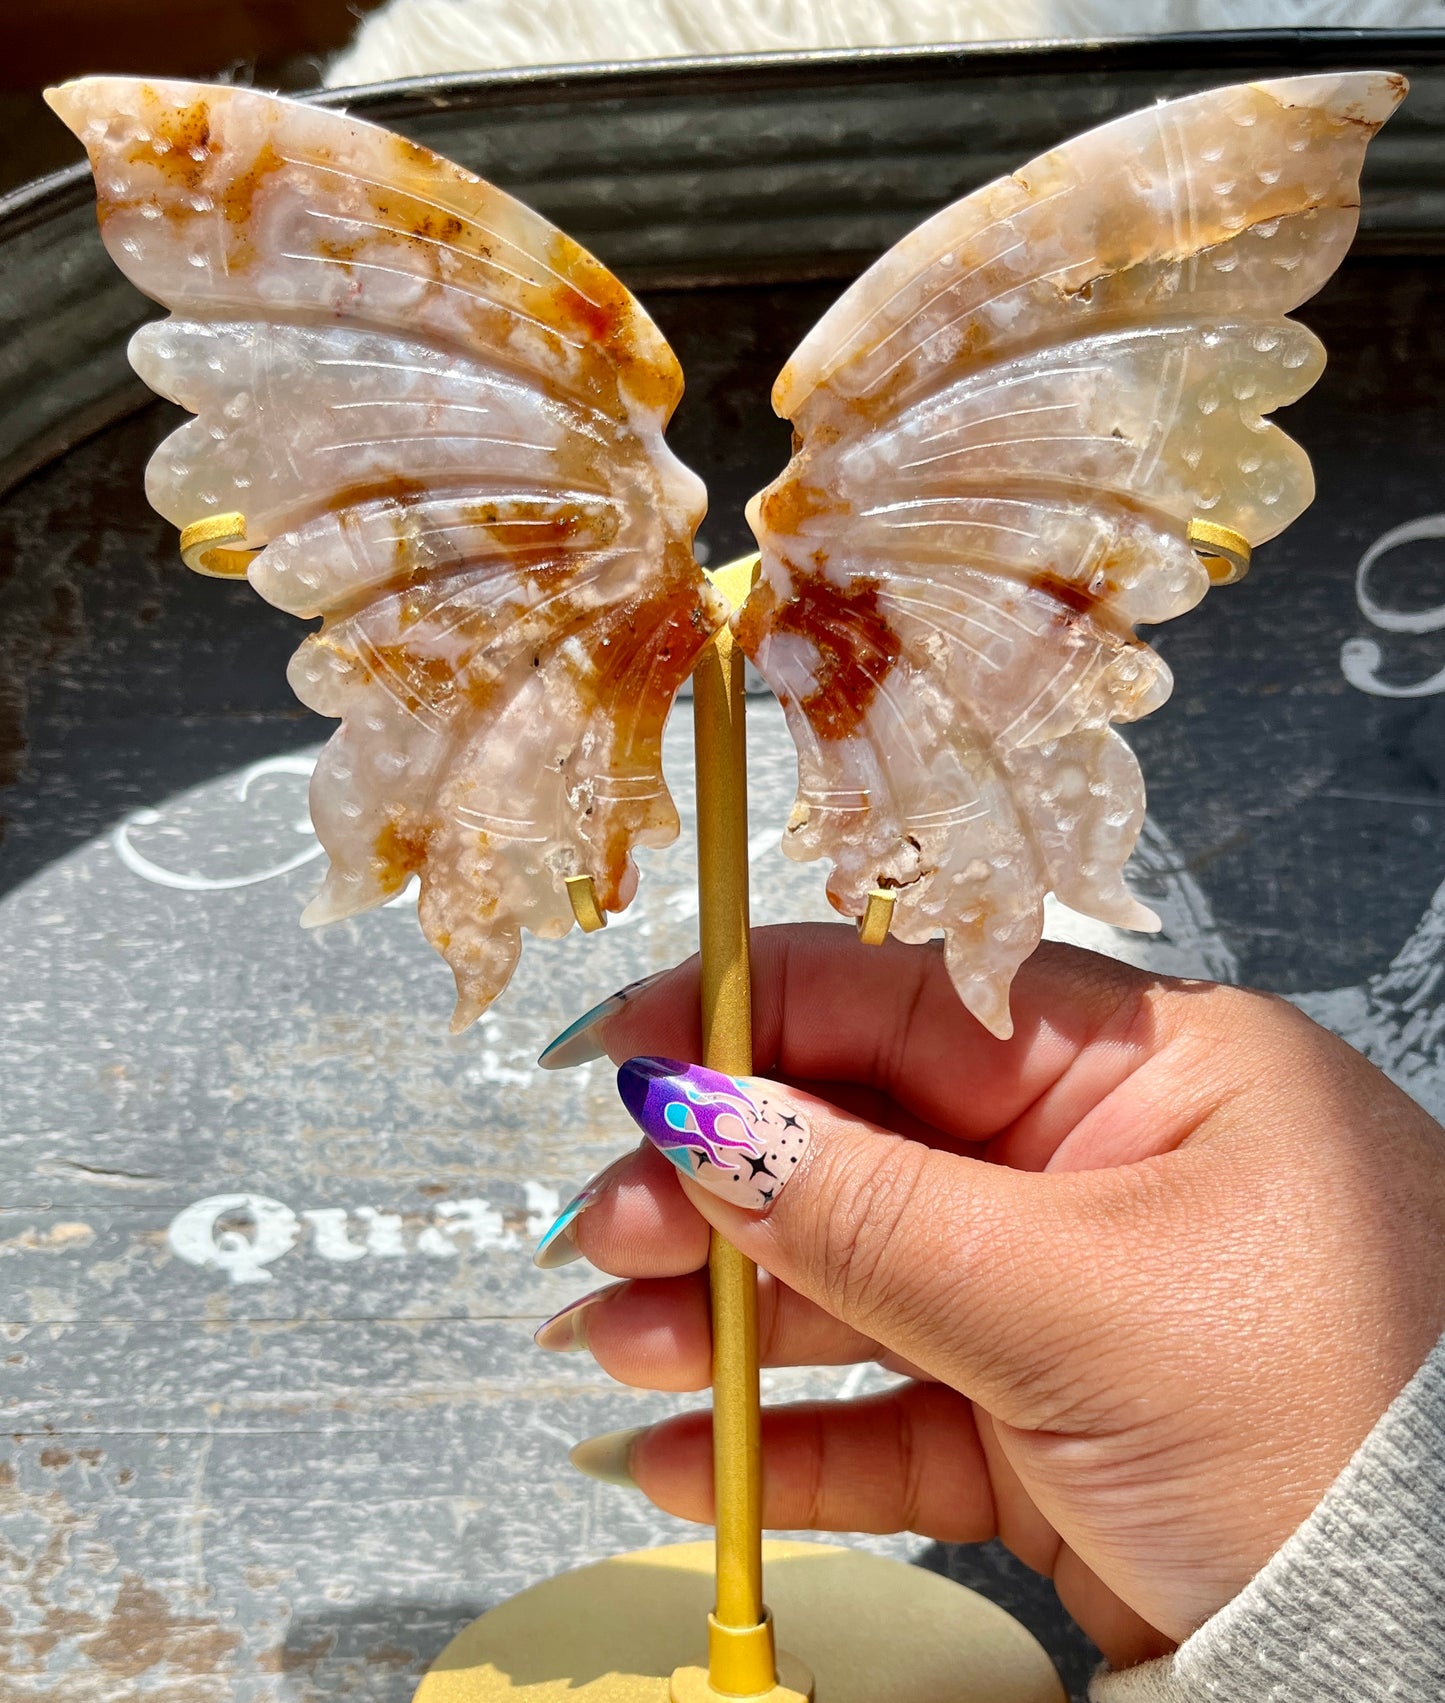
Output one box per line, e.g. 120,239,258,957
1341,513,1445,699
523,1182,560,1238
166,1193,300,1285
355,1206,406,1258
299,1207,368,1262
415,1200,513,1257
113,755,324,890
167,1191,552,1282
111,753,424,909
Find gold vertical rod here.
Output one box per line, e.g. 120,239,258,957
692,613,775,1697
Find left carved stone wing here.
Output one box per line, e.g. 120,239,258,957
51,77,719,1028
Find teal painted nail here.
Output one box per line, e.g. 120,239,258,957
533,1189,590,1269
532,1153,632,1269
537,970,670,1070
534,1198,585,1267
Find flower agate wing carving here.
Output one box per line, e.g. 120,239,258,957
738,72,1404,1037
49,78,718,1029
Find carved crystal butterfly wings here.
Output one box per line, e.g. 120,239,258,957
738,71,1404,1037
50,78,718,1030
55,72,1401,1034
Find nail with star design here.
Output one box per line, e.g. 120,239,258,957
537,970,671,1070
615,1058,811,1211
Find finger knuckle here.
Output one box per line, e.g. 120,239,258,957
811,1141,931,1328
799,1405,831,1530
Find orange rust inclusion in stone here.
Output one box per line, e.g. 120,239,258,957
115,105,287,268
372,817,436,891
326,475,429,518
462,499,618,562
361,641,475,714
543,232,680,417
117,90,287,269
756,471,836,538
1027,567,1108,619
219,140,284,255
582,554,717,902
739,567,903,742
553,273,629,350
1024,561,1148,643
348,535,711,776
129,95,216,192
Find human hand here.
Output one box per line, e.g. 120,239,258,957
533,925,1445,1668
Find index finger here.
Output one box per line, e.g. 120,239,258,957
586,922,1159,1150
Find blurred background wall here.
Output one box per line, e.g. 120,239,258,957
1,1,385,191
6,0,1445,196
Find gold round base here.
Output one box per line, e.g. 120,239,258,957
411,1539,1066,1703
667,1648,806,1703
669,1649,813,1703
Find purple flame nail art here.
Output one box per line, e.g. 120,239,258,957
616,1058,810,1210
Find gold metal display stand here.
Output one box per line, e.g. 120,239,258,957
410,557,1066,1703
684,552,790,1700
411,1540,1065,1703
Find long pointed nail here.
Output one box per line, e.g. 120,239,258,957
533,1198,587,1269
569,1426,644,1489
533,1291,604,1353
532,1153,632,1269
616,1058,811,1212
538,971,670,1070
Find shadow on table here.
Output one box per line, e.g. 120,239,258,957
276,1543,1097,1702
274,1596,470,1698
917,1540,1100,1703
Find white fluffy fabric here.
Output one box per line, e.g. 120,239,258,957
329,0,1444,85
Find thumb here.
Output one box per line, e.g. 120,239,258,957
615,1056,1124,1426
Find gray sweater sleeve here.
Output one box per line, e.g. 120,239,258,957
1090,1331,1445,1703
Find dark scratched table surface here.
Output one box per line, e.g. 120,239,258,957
3,41,1445,1703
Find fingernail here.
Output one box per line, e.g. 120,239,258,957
533,1198,587,1270
537,971,670,1070
533,1291,604,1353
532,1155,630,1270
569,1426,644,1489
616,1058,811,1211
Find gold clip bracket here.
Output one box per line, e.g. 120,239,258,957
1188,519,1252,587
856,887,896,948
565,874,607,933
179,511,260,579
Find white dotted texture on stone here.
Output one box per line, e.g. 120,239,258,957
47,76,717,1030
739,71,1405,1037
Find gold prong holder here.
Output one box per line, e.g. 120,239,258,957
1188,518,1252,586
856,888,897,947
565,874,608,933
179,511,260,579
